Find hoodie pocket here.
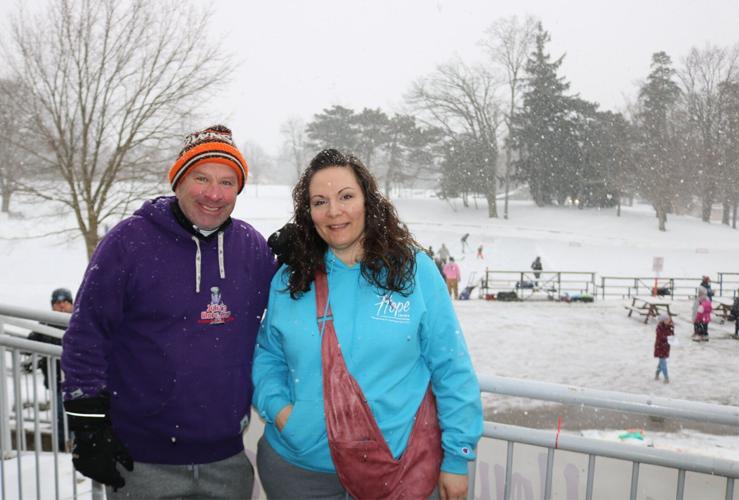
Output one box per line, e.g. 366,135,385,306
278,399,325,455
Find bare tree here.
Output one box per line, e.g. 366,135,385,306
0,78,31,213
481,15,538,219
678,44,739,224
408,60,503,217
5,0,229,258
241,140,278,186
279,116,308,182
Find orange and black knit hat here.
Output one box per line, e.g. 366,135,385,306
168,125,248,194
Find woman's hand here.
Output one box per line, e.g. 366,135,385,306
275,404,293,432
439,471,467,500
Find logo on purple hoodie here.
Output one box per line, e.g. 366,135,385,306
199,286,234,325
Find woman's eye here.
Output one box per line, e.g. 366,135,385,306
341,193,353,201
312,199,326,208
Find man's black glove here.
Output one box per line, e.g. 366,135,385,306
64,396,133,491
268,222,298,267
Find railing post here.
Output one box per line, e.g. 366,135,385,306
12,349,24,498
0,344,8,500
504,441,514,500
466,456,477,500
586,454,595,500
629,462,640,500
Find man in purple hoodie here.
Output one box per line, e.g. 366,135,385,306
61,125,275,498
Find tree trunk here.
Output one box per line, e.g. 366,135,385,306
83,226,100,261
486,192,498,218
722,200,730,225
616,196,621,217
1,186,10,213
503,146,512,219
733,196,738,229
656,207,667,231
701,192,713,222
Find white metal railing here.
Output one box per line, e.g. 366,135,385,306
2,302,739,500
474,374,739,500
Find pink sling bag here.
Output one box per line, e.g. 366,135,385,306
315,270,442,499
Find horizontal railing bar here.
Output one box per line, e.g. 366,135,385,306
479,374,739,427
0,335,62,356
485,422,739,479
0,304,69,328
0,316,64,339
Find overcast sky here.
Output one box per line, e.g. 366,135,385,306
5,0,739,156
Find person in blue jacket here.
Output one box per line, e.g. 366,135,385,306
253,148,482,499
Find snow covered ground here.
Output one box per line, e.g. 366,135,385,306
1,185,738,496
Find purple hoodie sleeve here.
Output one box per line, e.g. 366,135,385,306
62,225,129,400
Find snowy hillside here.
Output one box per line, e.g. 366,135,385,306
1,186,738,459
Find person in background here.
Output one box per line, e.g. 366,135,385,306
654,313,674,383
434,256,445,277
531,256,543,288
699,275,714,300
730,291,739,338
443,256,462,300
253,148,482,500
460,233,470,254
691,286,713,342
476,244,484,260
438,242,450,264
61,125,275,497
26,287,73,449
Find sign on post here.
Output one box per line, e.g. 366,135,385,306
652,257,664,273
652,257,663,296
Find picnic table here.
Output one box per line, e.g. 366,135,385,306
713,297,736,324
625,296,679,324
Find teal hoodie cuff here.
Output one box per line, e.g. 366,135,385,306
441,453,472,475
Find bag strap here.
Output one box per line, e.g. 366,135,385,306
314,270,332,334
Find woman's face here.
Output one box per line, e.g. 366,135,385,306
308,166,366,263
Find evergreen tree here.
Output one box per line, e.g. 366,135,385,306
306,105,358,153
512,23,572,206
382,114,441,195
636,51,682,231
353,108,390,168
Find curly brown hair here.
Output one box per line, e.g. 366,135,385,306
286,148,420,298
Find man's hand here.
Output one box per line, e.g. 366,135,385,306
267,223,298,267
65,396,134,491
439,471,468,500
275,404,293,432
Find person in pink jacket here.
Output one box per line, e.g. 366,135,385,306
693,288,713,342
443,257,461,299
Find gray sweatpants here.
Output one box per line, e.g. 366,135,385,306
256,436,440,500
106,451,254,499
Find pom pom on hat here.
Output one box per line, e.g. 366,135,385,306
168,125,248,194
658,312,670,323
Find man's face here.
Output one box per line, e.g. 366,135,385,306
52,301,73,313
175,162,238,230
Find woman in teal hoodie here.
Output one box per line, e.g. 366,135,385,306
253,149,482,499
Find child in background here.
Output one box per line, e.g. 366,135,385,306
692,288,713,342
654,313,674,383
